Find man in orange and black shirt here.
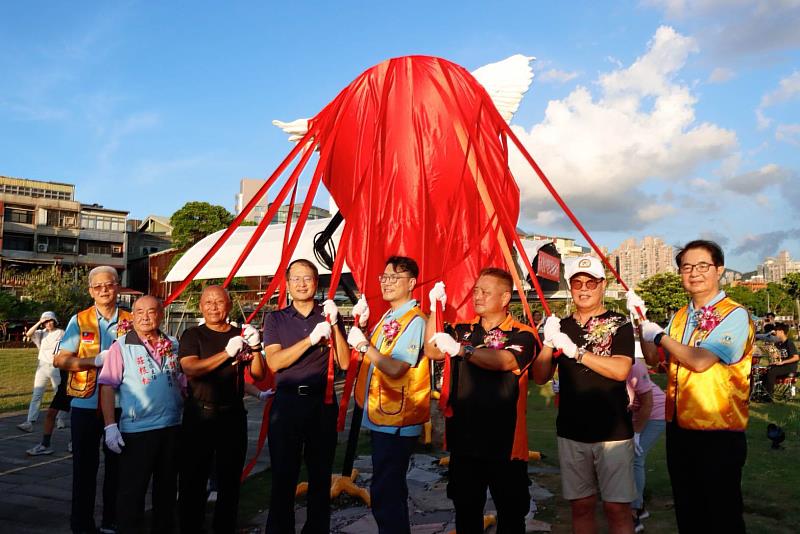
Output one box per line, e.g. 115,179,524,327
427,268,536,534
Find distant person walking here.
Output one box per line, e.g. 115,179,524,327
18,311,65,433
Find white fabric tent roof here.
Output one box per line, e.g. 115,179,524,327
165,217,347,282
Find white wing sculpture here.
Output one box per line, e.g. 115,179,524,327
272,54,535,141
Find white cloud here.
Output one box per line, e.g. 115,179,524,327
637,203,677,222
509,26,736,231
775,123,800,146
539,69,579,83
760,71,800,108
755,109,772,130
720,163,789,194
708,67,734,83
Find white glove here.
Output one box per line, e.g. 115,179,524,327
323,299,339,325
309,321,332,345
104,423,125,454
352,296,370,327
241,324,261,347
543,316,561,348
224,336,246,358
633,432,643,456
428,281,447,313
347,326,368,350
258,388,275,401
626,290,647,318
640,321,665,344
551,333,578,359
94,350,109,368
429,332,462,356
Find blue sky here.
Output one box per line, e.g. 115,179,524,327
1,1,798,272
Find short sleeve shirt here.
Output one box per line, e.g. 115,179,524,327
178,325,244,406
60,307,123,409
665,291,750,365
626,359,665,426
31,328,64,365
445,315,536,460
776,339,798,362
361,300,425,437
262,303,346,389
556,310,635,443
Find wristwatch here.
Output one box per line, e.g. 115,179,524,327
462,345,475,361
653,332,665,347
576,346,587,364
248,344,263,353
357,343,369,354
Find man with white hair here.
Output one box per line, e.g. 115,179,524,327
18,311,65,433
55,266,132,534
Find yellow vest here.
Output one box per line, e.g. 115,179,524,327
354,306,430,427
665,297,753,431
66,306,133,398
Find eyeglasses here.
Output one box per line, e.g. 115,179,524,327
378,274,412,284
288,276,315,284
570,279,601,290
89,282,118,291
679,262,715,274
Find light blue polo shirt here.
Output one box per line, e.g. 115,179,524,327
361,299,425,437
60,307,122,409
666,291,750,365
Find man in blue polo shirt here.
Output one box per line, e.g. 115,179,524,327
263,259,350,534
347,256,429,534
55,266,129,534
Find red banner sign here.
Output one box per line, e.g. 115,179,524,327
537,251,560,282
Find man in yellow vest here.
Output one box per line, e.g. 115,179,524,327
427,268,537,534
54,266,132,534
347,256,429,534
637,240,754,534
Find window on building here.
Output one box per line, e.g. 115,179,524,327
80,214,126,232
4,207,34,224
46,209,78,228
3,233,34,252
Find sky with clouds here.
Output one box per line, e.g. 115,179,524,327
1,1,797,272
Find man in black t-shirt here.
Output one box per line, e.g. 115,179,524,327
178,285,265,534
765,322,799,398
428,268,536,534
532,256,635,534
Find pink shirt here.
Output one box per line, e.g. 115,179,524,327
626,359,665,426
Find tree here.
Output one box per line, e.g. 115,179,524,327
783,272,800,319
636,272,687,324
170,202,234,250
22,267,93,322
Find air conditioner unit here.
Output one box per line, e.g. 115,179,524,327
37,243,48,252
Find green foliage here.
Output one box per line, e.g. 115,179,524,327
22,267,93,321
783,272,800,301
170,201,233,250
636,272,687,323
725,282,794,317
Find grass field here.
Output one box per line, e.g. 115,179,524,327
240,374,800,533
0,348,50,412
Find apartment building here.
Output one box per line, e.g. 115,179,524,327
0,175,128,287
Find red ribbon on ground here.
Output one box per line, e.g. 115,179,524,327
241,396,273,481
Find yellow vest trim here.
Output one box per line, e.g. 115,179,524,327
354,306,431,427
66,306,132,398
665,297,753,431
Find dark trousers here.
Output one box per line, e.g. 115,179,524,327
117,426,180,533
447,455,530,534
666,421,747,534
71,406,120,534
178,403,247,534
266,391,338,534
370,431,417,534
765,363,797,395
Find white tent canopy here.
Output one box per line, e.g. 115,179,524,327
165,217,348,282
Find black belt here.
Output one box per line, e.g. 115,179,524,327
277,384,325,396
189,400,243,413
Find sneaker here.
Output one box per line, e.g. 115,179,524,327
633,516,644,533
638,507,650,520
67,441,72,453
56,418,66,430
99,526,117,533
17,421,33,433
207,490,218,503
26,443,53,456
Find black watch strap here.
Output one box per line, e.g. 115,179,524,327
462,345,475,360
654,332,665,347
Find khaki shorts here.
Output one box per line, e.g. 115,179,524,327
557,436,636,502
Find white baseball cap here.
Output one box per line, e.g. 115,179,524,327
565,255,606,283
40,311,58,324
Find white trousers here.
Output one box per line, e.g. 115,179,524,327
26,361,64,424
